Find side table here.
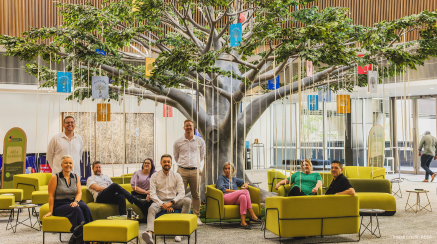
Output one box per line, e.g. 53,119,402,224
359,209,385,238
389,179,402,198
7,204,41,233
405,190,432,213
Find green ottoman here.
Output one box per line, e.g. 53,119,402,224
154,214,197,243
0,189,24,202
32,190,49,205
83,219,139,243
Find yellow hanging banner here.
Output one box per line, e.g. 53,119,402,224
97,103,111,121
336,95,350,113
145,57,155,77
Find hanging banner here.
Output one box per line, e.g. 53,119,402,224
306,60,313,77
2,128,26,189
307,95,318,111
92,76,109,99
336,95,351,113
195,128,202,137
96,49,106,56
268,76,280,90
163,104,173,117
57,72,72,93
367,70,378,93
318,86,331,102
145,57,155,77
368,124,385,167
238,12,246,23
97,103,111,121
230,23,242,47
358,54,372,74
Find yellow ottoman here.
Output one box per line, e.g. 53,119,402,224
0,189,24,202
0,195,15,210
32,190,49,205
154,214,197,243
83,220,139,243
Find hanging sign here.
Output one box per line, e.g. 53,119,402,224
367,125,385,167
96,49,106,56
306,60,313,77
56,72,72,93
307,95,318,111
195,128,202,138
318,86,331,102
2,127,26,189
268,76,280,90
145,57,155,77
367,70,378,93
238,12,246,23
163,104,173,117
240,101,243,113
336,95,350,113
358,54,372,74
97,103,111,121
92,76,109,99
230,23,242,47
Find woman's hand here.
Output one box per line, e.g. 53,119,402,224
275,183,281,190
312,188,318,194
70,201,79,207
241,182,249,189
43,212,52,218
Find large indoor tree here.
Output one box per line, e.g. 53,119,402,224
2,0,437,200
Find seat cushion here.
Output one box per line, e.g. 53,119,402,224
83,220,139,242
0,189,23,202
154,214,197,236
0,195,15,209
39,185,49,191
355,192,396,216
223,204,260,220
87,202,146,220
32,190,49,205
42,216,72,233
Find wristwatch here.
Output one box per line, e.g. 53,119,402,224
170,200,175,204
75,200,79,204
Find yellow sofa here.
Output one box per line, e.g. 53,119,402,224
265,195,360,240
267,169,293,193
13,173,52,200
277,184,323,196
110,174,133,184
205,184,260,227
349,179,396,216
343,166,385,179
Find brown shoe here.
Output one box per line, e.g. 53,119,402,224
431,173,436,182
423,180,429,182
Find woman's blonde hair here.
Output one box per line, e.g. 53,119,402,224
300,159,313,171
223,162,236,176
61,155,73,164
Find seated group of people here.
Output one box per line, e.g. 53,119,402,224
275,159,355,196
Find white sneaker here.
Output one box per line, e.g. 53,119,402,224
175,236,182,242
142,231,154,244
197,216,203,226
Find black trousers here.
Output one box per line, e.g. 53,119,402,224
53,199,93,232
288,186,307,196
131,191,153,219
96,183,137,215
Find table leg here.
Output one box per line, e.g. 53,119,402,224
417,193,420,213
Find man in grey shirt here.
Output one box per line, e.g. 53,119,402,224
418,131,437,182
142,154,191,244
87,161,147,215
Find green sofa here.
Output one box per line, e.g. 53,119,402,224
267,169,293,194
13,173,52,200
349,178,396,216
344,166,385,179
265,195,360,239
110,174,133,184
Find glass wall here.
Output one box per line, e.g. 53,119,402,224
418,98,437,173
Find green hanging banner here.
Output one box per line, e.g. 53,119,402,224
2,127,27,189
367,125,385,168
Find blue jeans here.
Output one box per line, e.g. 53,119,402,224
421,154,435,180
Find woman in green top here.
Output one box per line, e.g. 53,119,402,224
275,159,322,196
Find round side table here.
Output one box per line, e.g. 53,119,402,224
405,190,432,213
359,209,385,238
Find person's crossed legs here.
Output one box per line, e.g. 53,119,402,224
96,183,146,215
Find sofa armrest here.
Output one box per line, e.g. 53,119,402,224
205,185,224,219
248,186,261,216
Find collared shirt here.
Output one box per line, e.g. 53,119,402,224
149,170,185,206
325,174,353,195
216,175,245,194
173,135,205,168
86,174,113,202
47,132,83,177
418,134,437,156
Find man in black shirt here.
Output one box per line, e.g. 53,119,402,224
325,161,355,195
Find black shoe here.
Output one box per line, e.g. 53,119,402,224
241,224,252,230
249,217,262,223
134,198,148,206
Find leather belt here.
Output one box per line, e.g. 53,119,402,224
179,166,197,170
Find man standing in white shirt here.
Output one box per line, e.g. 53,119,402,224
142,154,191,244
46,116,83,178
173,119,205,225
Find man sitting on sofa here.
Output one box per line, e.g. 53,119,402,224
325,161,355,196
87,161,147,215
142,154,191,244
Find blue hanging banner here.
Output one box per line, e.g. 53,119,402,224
240,101,243,113
96,49,107,56
245,141,250,148
195,128,202,138
308,95,319,111
56,72,72,93
318,86,332,102
230,23,242,47
268,76,280,90
92,76,109,99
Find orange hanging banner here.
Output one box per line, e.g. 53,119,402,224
336,95,350,113
97,103,111,121
145,57,155,77
163,104,173,117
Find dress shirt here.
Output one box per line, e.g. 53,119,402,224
149,170,185,206
86,174,113,202
46,132,83,177
173,135,205,168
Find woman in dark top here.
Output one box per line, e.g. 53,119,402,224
216,162,261,229
130,158,156,218
43,155,92,231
